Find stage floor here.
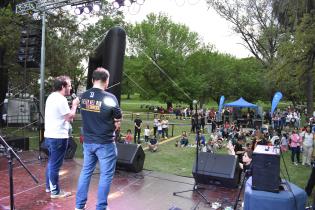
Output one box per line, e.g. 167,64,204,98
0,151,239,210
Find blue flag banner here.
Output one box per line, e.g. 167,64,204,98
271,92,283,114
218,95,225,114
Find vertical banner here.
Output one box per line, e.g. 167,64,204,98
218,95,225,114
271,92,283,114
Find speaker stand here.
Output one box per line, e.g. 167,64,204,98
233,172,247,210
173,106,210,207
33,98,46,161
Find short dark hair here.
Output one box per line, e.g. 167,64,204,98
92,67,109,82
53,75,70,91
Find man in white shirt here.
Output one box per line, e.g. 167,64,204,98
44,75,79,198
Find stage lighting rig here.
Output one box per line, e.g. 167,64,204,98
15,0,104,127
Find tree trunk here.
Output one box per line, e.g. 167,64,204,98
0,47,7,127
306,52,314,118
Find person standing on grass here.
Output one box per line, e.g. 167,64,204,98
44,75,79,198
162,116,169,139
302,125,315,166
134,113,142,144
153,114,158,137
75,68,122,210
144,124,150,142
290,129,302,165
157,119,163,140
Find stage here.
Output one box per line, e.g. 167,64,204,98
0,151,239,210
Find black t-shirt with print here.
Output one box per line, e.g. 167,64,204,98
80,88,122,144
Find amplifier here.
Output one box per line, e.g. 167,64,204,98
3,136,29,151
252,145,280,192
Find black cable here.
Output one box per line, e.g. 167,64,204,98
279,144,291,182
279,147,298,210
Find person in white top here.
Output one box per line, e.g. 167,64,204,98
144,124,151,142
153,115,159,137
157,119,162,140
162,117,169,139
44,75,79,199
302,126,315,166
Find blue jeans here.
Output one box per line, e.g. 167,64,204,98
45,138,68,195
76,143,117,210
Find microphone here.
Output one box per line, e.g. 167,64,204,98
31,96,40,102
71,93,81,100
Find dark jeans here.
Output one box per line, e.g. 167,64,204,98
162,128,168,138
305,165,315,196
153,126,157,137
291,146,300,163
145,135,149,142
45,138,68,195
134,128,141,144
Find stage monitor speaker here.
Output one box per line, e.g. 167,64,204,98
40,137,77,159
252,145,280,193
192,152,240,188
4,136,29,151
116,143,145,173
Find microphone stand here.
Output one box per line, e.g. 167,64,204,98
0,135,39,210
173,101,210,208
233,170,248,210
32,97,45,160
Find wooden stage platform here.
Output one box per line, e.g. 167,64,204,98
0,151,239,210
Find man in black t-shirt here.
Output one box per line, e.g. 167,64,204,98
134,114,142,144
75,67,122,210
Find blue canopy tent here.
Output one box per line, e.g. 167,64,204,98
223,97,261,128
223,97,258,109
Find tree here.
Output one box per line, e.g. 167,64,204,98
185,49,265,105
272,0,315,116
206,0,281,68
126,13,201,104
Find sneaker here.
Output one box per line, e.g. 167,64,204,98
294,162,298,166
51,190,72,199
45,189,50,193
75,205,86,210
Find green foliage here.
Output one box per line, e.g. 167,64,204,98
126,13,201,103
125,13,267,105
271,0,315,114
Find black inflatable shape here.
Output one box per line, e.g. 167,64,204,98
87,26,126,105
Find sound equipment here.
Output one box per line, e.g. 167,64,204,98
252,145,280,192
116,143,145,173
17,21,41,68
3,136,29,151
192,152,240,188
40,137,77,159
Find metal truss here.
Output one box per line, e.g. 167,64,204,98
16,0,39,15
16,0,97,15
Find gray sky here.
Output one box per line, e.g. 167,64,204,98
123,0,251,58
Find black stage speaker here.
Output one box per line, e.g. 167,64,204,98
252,145,280,192
40,137,77,159
3,136,29,151
192,152,240,188
116,143,145,173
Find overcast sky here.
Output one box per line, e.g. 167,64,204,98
122,0,251,58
